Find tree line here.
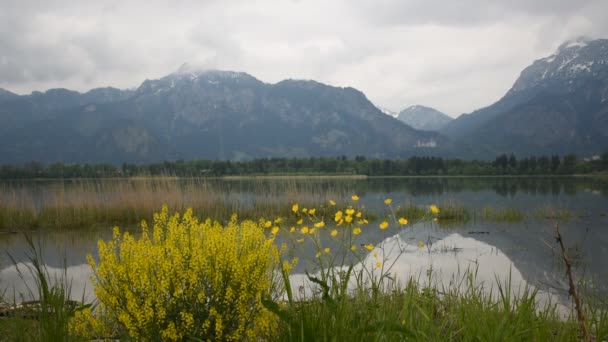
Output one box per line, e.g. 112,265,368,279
1,153,607,179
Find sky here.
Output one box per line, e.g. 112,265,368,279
1,0,607,117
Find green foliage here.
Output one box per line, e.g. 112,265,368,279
2,151,608,179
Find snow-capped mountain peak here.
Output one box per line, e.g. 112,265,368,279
396,105,452,131
171,63,248,81
557,37,590,52
375,105,398,117
509,38,608,94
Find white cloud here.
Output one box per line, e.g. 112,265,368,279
0,0,607,116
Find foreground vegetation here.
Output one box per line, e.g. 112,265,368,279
1,201,606,341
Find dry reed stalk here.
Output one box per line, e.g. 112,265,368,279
555,223,591,342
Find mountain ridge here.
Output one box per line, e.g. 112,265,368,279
0,68,446,163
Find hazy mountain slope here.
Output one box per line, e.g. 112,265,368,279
0,87,132,135
397,105,453,131
0,89,18,103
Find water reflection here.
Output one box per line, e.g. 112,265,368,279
290,225,574,316
0,224,580,316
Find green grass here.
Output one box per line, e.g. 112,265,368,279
0,236,89,341
268,273,605,341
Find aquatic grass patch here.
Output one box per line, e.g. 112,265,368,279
394,203,427,223
477,206,526,223
435,201,471,227
534,206,578,221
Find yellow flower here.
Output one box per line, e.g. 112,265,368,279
334,211,343,222
316,252,321,258
430,205,440,214
355,212,362,218
330,229,338,237
301,226,309,234
289,227,296,233
296,238,304,243
314,221,325,228
351,195,359,201
296,219,303,225
376,262,382,268
302,208,308,213
324,247,330,254
264,221,272,228
379,221,389,230
309,228,316,234
399,218,408,225
345,208,355,216
384,198,392,205
329,200,336,206
292,203,299,213
350,245,357,251
271,227,279,235
353,227,361,235
345,215,353,223
418,241,425,249
90,207,278,341
373,252,378,259
308,208,316,215
364,243,374,251
274,217,282,224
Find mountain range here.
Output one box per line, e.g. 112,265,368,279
0,65,443,163
0,38,607,163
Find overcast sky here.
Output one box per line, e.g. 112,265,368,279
1,0,607,116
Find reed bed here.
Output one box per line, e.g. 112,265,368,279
0,178,359,230
0,179,582,231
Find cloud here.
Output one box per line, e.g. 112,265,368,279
0,0,607,116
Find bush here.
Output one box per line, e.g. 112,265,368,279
86,206,280,341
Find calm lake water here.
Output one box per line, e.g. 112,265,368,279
1,176,607,311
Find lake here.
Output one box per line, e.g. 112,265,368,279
1,176,607,311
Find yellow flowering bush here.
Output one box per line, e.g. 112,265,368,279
87,206,280,341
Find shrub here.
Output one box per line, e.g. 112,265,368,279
87,206,280,341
